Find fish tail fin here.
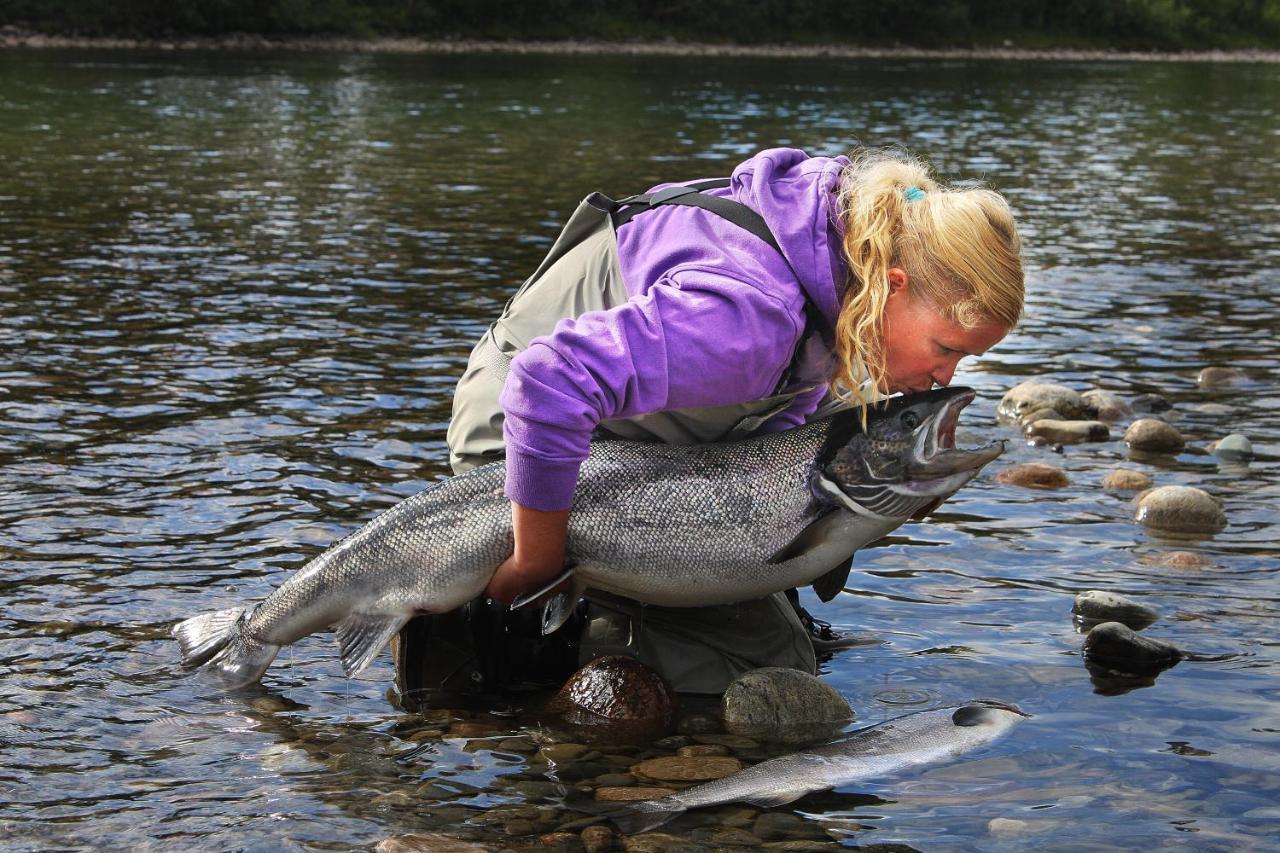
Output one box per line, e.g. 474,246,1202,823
172,607,278,690
172,607,244,667
607,799,687,835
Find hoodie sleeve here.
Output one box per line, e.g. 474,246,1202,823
499,266,805,511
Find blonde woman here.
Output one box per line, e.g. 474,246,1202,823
396,147,1024,696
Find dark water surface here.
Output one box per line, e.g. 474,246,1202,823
1,49,1277,851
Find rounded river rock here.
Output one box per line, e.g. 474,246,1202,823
1025,419,1109,444
995,462,1070,489
721,667,853,744
631,755,744,783
1125,419,1185,453
1135,485,1226,536
998,381,1091,424
1102,468,1153,491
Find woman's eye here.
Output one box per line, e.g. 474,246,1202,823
901,411,920,430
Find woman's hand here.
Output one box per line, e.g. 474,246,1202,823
485,503,571,605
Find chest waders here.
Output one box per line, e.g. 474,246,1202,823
393,180,824,701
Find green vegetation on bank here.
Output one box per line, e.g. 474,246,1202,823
3,0,1279,50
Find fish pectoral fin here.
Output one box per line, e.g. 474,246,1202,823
811,560,853,603
540,579,586,636
333,613,408,677
767,508,839,565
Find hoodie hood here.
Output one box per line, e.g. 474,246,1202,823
730,148,850,335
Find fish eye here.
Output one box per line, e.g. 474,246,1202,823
901,411,921,430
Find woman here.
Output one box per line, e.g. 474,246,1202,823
396,147,1023,697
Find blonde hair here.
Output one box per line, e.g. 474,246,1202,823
833,148,1024,421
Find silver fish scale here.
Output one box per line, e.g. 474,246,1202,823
236,418,837,647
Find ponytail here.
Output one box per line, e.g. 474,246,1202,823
832,148,1024,424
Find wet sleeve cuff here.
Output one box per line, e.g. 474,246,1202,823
503,447,581,512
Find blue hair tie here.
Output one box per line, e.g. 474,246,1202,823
904,186,926,202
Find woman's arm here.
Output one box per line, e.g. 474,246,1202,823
485,502,570,604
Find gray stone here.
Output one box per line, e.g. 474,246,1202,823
1210,433,1254,461
1131,393,1173,413
1081,389,1131,422
375,834,488,852
1072,590,1159,630
721,668,853,744
1025,419,1108,444
1125,419,1185,453
994,462,1069,489
1082,622,1184,674
998,381,1090,424
1135,485,1226,536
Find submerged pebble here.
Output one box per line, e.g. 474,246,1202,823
1147,550,1214,569
721,667,853,744
1125,419,1186,453
581,825,614,853
1102,468,1153,491
1135,485,1226,536
995,462,1070,489
375,834,488,852
1197,366,1244,388
1081,389,1132,422
631,754,743,782
1130,393,1173,414
595,785,677,802
1073,590,1159,629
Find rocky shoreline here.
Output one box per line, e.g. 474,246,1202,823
2,29,1279,64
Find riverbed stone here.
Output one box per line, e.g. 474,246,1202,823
1081,389,1132,422
631,755,743,783
375,834,488,853
692,733,760,750
1135,485,1226,536
1125,419,1186,453
998,381,1090,424
1197,366,1244,388
1082,621,1184,673
540,743,596,764
621,832,692,853
548,655,678,741
721,668,853,744
580,825,613,853
752,812,828,841
1148,550,1213,569
1102,468,1153,491
1025,419,1109,444
1017,405,1065,426
676,711,722,735
1072,590,1159,629
578,825,613,853
1210,433,1254,460
1131,393,1173,414
994,462,1070,489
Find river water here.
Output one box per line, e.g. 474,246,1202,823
1,48,1277,851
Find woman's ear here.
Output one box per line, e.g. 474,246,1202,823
887,267,909,294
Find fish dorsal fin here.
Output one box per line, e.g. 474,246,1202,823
767,508,839,565
333,613,407,677
952,705,995,727
811,560,853,603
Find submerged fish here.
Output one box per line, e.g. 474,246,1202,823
611,700,1029,834
173,386,1002,688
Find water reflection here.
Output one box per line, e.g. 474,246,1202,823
0,48,1277,849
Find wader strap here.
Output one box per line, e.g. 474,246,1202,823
596,179,830,357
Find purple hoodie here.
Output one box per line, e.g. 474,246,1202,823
499,148,850,511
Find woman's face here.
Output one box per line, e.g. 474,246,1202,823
881,269,1010,394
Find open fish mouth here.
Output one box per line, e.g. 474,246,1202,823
908,388,1005,479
